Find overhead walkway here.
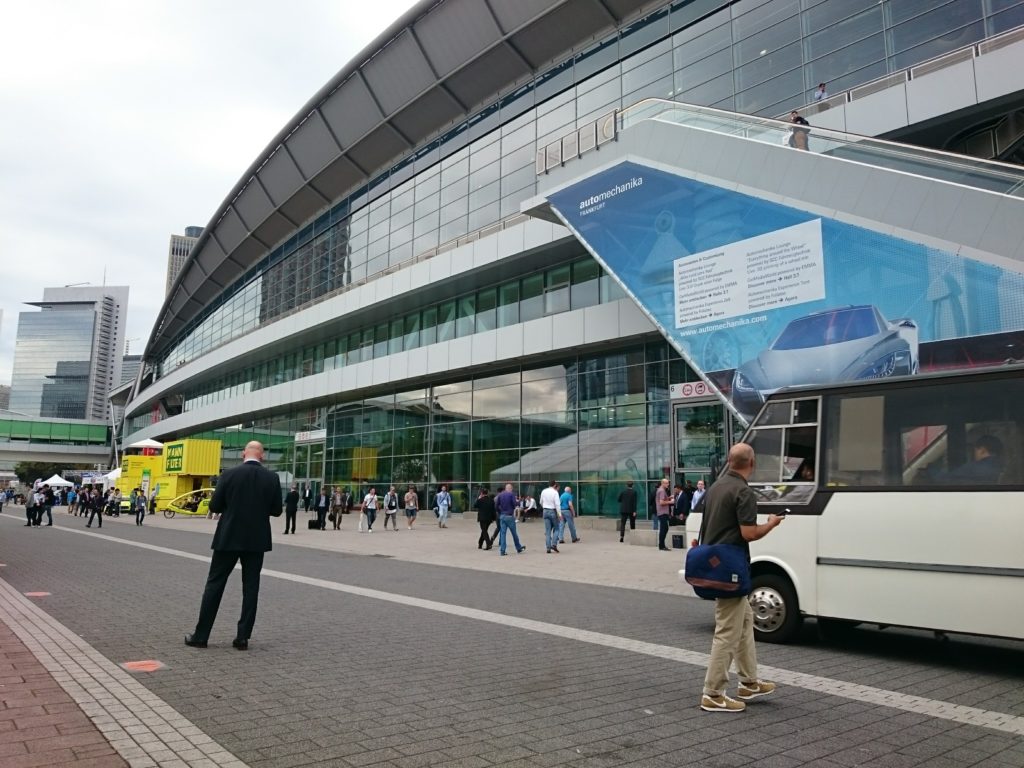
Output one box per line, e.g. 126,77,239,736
527,99,1024,422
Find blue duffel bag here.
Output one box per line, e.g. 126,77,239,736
684,543,751,600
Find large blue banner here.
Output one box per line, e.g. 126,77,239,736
547,161,1024,421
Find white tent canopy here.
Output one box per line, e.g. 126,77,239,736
42,474,74,487
104,467,122,481
127,438,163,450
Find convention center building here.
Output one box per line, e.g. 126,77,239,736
122,0,1024,514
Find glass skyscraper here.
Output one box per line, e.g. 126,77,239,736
10,286,129,420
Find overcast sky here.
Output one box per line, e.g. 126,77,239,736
0,0,417,386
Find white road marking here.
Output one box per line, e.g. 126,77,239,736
5,514,1024,737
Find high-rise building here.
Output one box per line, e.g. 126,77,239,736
120,354,142,386
10,285,129,420
166,226,202,296
0,385,10,411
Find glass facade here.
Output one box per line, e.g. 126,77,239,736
151,0,1024,380
154,256,624,420
10,307,96,419
0,417,109,445
183,341,703,517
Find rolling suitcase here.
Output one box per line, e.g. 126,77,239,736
308,518,320,530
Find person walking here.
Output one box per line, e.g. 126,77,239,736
382,485,400,530
404,485,418,529
617,481,637,543
361,487,379,533
699,443,784,712
330,487,344,529
283,484,299,534
435,485,452,528
302,484,312,513
558,484,580,544
135,490,147,526
314,488,329,530
655,478,674,551
473,488,496,550
85,488,103,529
185,441,283,651
539,480,561,554
494,483,525,556
38,485,54,526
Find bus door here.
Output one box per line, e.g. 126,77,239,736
671,397,736,486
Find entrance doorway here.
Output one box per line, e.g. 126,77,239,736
671,399,742,485
293,440,325,508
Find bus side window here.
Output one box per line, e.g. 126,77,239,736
745,398,819,490
824,395,886,487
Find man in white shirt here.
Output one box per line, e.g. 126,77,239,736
813,82,828,101
539,480,562,553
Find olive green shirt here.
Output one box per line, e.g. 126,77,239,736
700,470,758,559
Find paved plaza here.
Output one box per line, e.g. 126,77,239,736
0,506,1022,768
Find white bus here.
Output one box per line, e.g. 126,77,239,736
685,364,1024,644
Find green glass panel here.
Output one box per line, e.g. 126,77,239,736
30,422,52,440
66,423,89,440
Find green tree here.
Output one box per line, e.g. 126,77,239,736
13,462,62,485
13,462,92,485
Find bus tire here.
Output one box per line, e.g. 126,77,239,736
749,574,801,644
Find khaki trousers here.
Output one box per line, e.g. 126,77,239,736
702,595,758,697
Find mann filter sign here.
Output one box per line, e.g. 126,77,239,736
546,160,1024,422
161,439,221,476
164,442,185,473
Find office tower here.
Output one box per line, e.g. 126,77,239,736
9,285,129,420
120,353,142,386
166,226,202,296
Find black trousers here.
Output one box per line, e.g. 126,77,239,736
316,508,327,530
658,515,670,549
619,513,635,538
87,507,103,528
193,550,265,642
284,509,296,533
478,519,493,548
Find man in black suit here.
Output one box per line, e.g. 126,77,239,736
314,488,329,530
283,483,299,534
186,441,282,651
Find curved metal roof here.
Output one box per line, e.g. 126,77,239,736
148,0,659,359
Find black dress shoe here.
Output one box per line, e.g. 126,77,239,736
232,638,248,650
184,634,207,648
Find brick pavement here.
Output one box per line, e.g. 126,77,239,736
0,619,127,767
1,508,1023,768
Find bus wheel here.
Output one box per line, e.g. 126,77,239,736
749,574,801,644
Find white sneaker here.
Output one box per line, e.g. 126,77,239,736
700,694,745,712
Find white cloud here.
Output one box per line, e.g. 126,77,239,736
0,0,417,383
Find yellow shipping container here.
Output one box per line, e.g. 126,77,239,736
163,439,221,477
119,455,163,491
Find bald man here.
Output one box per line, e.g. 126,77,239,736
699,443,784,713
186,441,283,650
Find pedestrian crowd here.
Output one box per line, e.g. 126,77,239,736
16,480,157,529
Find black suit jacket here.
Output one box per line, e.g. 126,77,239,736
209,461,283,553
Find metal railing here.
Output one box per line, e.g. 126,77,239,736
618,98,1024,198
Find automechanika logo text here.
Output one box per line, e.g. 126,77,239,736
578,176,643,216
